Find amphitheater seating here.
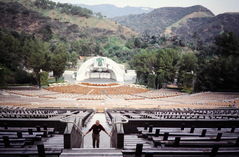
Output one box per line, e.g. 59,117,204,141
0,106,67,119
114,108,239,120
0,124,62,156
122,124,239,156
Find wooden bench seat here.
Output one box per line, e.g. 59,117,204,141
153,136,239,142
0,147,62,151
165,140,238,147
0,127,55,134
137,127,239,133
0,134,40,141
0,132,44,136
122,149,239,155
0,150,62,156
0,138,26,142
0,142,25,148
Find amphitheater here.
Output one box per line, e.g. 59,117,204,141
0,82,239,156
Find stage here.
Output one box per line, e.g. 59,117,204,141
79,78,135,85
80,78,119,84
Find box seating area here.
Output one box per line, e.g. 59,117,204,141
76,95,107,100
6,89,60,98
79,82,119,86
44,85,151,95
0,123,63,157
44,85,92,95
204,99,239,107
4,86,239,106
5,85,153,100
109,94,145,100
0,106,67,119
183,92,239,104
134,89,184,99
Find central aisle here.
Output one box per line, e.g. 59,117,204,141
82,113,112,148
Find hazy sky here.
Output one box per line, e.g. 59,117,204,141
52,0,239,15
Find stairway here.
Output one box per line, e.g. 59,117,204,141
83,113,111,148
60,113,123,156
60,148,122,156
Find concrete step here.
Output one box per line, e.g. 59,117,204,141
60,148,122,156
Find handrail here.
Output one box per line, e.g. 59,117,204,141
60,115,84,135
110,115,129,135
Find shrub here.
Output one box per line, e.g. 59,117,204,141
40,71,48,86
148,74,156,89
14,69,30,84
0,68,6,87
120,34,126,40
10,30,20,39
5,75,14,84
22,10,29,16
6,7,19,15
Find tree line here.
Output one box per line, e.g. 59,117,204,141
131,31,239,91
1,24,238,91
34,0,93,18
0,28,78,85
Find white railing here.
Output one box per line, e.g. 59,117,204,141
110,115,129,135
60,115,84,134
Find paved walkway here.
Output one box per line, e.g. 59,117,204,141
82,113,111,148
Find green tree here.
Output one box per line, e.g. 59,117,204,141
132,49,157,84
178,53,198,90
69,51,78,66
134,37,141,48
70,40,82,55
215,31,239,57
125,39,135,49
2,34,13,50
42,25,53,42
157,48,179,85
22,39,32,66
52,44,68,81
26,38,51,83
118,25,124,32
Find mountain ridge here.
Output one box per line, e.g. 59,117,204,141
0,0,138,41
109,5,239,42
72,4,154,18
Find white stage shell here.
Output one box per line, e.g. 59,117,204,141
76,57,125,82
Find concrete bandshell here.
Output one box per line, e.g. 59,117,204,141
76,57,124,82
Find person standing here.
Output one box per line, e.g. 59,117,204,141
84,120,110,148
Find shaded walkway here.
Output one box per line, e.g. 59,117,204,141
82,113,111,148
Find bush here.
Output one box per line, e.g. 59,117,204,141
120,34,126,40
14,69,30,84
6,7,19,15
5,75,14,84
148,74,156,89
10,30,20,39
0,68,6,87
22,10,30,16
40,72,48,86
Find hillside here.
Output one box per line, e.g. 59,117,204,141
110,5,214,33
0,0,137,43
110,5,239,43
74,4,154,18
